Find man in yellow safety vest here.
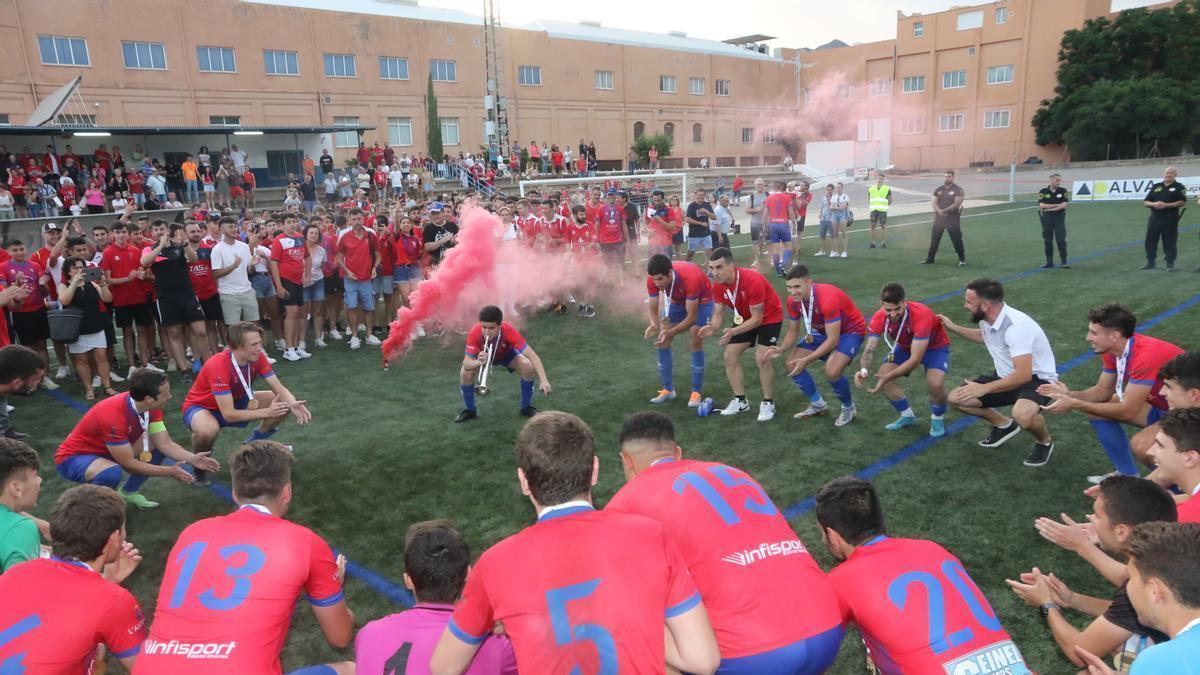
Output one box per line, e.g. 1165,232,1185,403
868,173,893,249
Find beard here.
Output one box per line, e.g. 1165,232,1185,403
970,308,987,323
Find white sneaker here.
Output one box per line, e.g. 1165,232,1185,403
365,335,382,346
143,363,165,373
127,366,138,380
329,329,343,340
4,404,12,413
40,376,60,390
349,337,362,350
295,348,313,359
757,401,776,422
416,325,426,338
1087,470,1121,485
108,370,125,383
56,365,70,379
835,405,857,428
92,376,101,388
719,398,750,416
315,338,327,348
357,324,367,334
167,360,179,372
282,349,301,362
840,252,848,258
275,339,287,351
813,251,825,257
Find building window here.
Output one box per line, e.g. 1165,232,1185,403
901,75,925,93
802,88,813,104
692,123,702,143
266,150,303,180
957,10,984,30
387,117,413,146
431,60,456,82
38,35,90,66
264,50,298,76
762,129,777,143
837,84,853,99
0,114,9,126
209,115,241,127
995,7,1009,24
899,117,925,134
56,113,96,127
942,70,967,89
868,79,893,96
689,77,705,95
741,127,753,143
938,113,965,132
334,116,359,148
323,53,356,78
633,121,645,139
663,122,675,138
122,41,166,70
986,64,1014,85
983,110,1011,129
379,56,409,80
913,21,925,37
715,79,731,96
659,75,677,93
594,70,614,90
517,65,541,86
440,118,460,146
197,46,235,73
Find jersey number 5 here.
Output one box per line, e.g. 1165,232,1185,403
169,542,266,611
546,579,618,675
887,560,1001,654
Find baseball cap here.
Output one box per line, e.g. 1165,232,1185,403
606,188,617,196
427,201,445,212
41,222,61,233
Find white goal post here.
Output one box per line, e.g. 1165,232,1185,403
518,171,689,202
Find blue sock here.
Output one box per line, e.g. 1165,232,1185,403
245,427,277,444
889,397,913,415
931,402,948,418
460,384,476,411
657,348,674,390
91,464,124,490
122,449,167,492
690,350,704,392
1089,419,1138,475
520,378,534,408
791,372,823,404
782,250,793,267
830,376,853,407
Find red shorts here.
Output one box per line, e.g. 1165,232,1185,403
230,187,244,198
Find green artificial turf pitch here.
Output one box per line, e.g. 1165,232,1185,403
16,199,1199,674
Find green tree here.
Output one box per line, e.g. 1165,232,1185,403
426,73,443,161
631,133,673,165
1033,0,1200,160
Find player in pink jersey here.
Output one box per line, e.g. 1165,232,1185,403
767,266,865,427
455,306,551,423
645,255,714,407
136,441,354,675
855,282,952,437
1038,304,1185,480
356,520,517,675
430,412,720,675
608,412,844,673
815,477,1031,675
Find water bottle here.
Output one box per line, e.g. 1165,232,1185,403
697,397,715,417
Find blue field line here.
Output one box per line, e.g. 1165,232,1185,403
42,388,417,607
782,292,1200,521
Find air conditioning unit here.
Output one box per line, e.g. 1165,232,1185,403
484,94,494,108
323,96,332,104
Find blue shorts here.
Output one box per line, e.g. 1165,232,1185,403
1147,406,1166,425
889,345,951,372
717,625,844,675
250,273,275,299
303,282,325,303
830,211,848,225
373,275,393,296
799,331,864,361
667,301,713,328
393,264,420,283
183,397,250,430
687,236,712,252
768,221,792,244
56,454,103,483
344,279,376,310
818,220,832,238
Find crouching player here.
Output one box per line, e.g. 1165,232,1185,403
645,254,713,407
455,306,551,423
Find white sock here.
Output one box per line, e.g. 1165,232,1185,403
900,408,915,418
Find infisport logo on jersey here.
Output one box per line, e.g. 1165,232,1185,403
943,640,1030,675
721,539,807,566
1072,176,1200,201
142,638,238,660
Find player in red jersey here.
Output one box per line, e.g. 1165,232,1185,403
430,412,720,675
700,248,785,421
183,322,311,482
1147,409,1200,523
596,189,627,269
539,199,571,313
269,212,311,361
514,199,541,247
102,223,159,376
0,485,147,672
768,265,866,427
55,369,218,510
185,222,223,355
455,306,551,423
1038,304,1185,479
1161,351,1200,411
815,477,1031,675
645,255,713,407
608,412,844,672
566,204,598,317
135,441,354,675
855,282,952,437
763,181,797,277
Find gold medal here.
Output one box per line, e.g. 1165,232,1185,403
804,334,814,344
885,353,895,363
139,449,152,462
733,313,744,326
247,398,260,410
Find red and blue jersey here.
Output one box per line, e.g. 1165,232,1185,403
1100,334,1184,411
447,504,700,674
646,261,714,306
465,322,526,362
0,557,147,672
764,193,793,224
606,459,842,659
712,268,785,325
867,300,951,352
183,348,275,412
55,393,165,464
829,536,1028,675
786,283,867,336
135,505,344,675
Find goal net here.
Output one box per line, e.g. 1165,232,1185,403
517,171,690,213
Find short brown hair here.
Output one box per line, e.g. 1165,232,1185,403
50,485,126,561
227,321,265,350
1159,408,1200,456
1125,522,1200,609
0,437,39,485
515,411,595,506
232,441,293,501
404,520,470,604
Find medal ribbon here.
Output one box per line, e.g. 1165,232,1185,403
882,308,909,361
231,351,254,401
724,270,741,322
800,285,815,339
1115,336,1133,403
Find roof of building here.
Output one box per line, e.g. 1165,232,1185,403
0,125,376,137
242,0,483,26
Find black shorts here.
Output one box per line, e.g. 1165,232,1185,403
156,293,205,327
870,211,888,225
625,223,638,241
102,310,116,346
114,302,155,328
278,279,304,307
750,223,762,242
198,295,223,323
323,274,344,296
599,243,625,266
796,215,807,233
11,309,49,345
972,373,1052,409
728,321,781,347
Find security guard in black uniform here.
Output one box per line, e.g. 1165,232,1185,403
1037,173,1069,269
1142,166,1188,271
922,170,966,266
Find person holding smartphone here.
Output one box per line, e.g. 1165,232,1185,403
58,256,116,400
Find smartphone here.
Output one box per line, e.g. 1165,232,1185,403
84,268,103,283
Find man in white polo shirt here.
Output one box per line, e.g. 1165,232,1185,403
210,216,258,327
939,278,1058,467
